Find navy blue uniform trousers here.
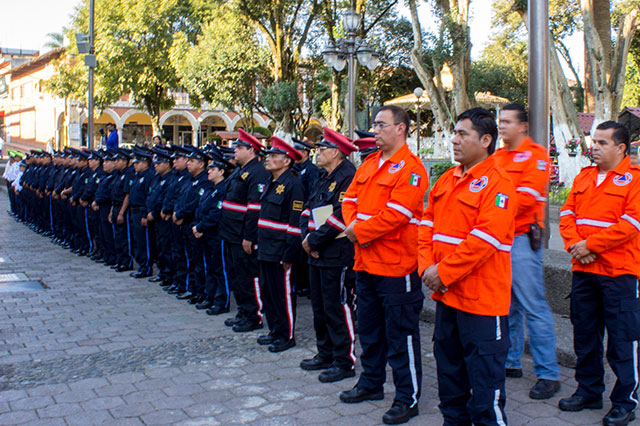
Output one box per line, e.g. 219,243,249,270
571,272,640,411
355,270,423,408
434,301,509,426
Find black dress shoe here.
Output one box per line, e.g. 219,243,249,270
167,287,181,295
115,265,133,272
176,291,193,300
232,319,263,333
224,316,242,327
382,401,419,425
558,394,603,411
318,366,355,383
339,385,384,404
196,301,214,310
148,276,164,282
164,284,178,292
257,334,275,346
603,406,636,426
300,354,332,371
206,306,230,315
506,368,523,378
188,295,204,305
159,280,173,287
268,338,295,353
529,379,560,400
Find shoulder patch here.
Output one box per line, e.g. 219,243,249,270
258,183,266,193
292,200,304,211
198,188,205,196
513,151,532,162
495,192,509,209
469,176,488,193
409,173,421,186
388,160,405,174
613,172,632,186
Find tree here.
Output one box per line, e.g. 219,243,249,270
69,0,211,135
622,35,640,107
171,6,270,130
234,0,320,138
44,30,65,50
408,0,472,139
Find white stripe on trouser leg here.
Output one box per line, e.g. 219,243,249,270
407,335,419,408
494,389,507,426
631,340,639,407
405,275,411,293
254,277,263,320
496,317,501,340
284,268,294,340
343,304,356,365
636,278,639,298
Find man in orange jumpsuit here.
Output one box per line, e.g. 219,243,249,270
493,103,560,399
419,107,516,426
558,121,640,426
341,105,429,425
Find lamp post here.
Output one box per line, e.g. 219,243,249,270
75,0,95,149
414,87,423,156
322,8,380,140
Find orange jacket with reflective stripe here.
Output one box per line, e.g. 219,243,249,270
342,144,429,277
559,156,640,277
418,156,517,316
493,137,550,235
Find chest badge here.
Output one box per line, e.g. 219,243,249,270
389,160,405,174
613,172,632,186
328,181,336,192
469,176,488,193
276,184,285,194
513,151,532,162
241,172,249,180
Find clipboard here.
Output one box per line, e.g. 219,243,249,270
312,204,346,238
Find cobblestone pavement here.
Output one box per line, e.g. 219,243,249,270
0,193,619,426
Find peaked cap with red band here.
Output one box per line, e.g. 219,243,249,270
316,127,358,156
267,136,302,161
354,137,377,150
235,128,265,151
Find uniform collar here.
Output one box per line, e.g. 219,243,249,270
608,155,631,176
453,155,495,179
372,143,411,167
508,136,535,153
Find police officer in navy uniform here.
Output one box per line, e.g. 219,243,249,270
128,146,156,278
92,150,118,266
69,149,94,256
219,129,270,332
192,147,230,314
173,146,211,303
146,147,176,286
256,136,305,352
354,130,379,162
80,150,106,261
299,127,359,382
110,148,135,272
162,146,192,295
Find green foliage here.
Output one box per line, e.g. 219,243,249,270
43,52,87,101
430,162,455,182
549,184,571,205
44,31,65,50
623,36,640,108
172,5,269,115
260,82,301,124
470,59,528,106
252,126,272,138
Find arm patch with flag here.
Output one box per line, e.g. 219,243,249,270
495,192,509,209
410,173,421,186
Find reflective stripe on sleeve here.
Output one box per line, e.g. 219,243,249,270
469,228,512,252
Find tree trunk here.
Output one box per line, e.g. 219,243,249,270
447,0,472,114
408,0,454,144
581,0,638,133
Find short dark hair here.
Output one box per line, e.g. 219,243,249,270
456,107,498,155
378,105,410,137
595,121,630,154
502,103,528,123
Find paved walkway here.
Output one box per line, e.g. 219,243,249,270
0,192,619,425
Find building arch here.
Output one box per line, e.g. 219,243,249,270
159,110,199,130
199,111,233,130
120,109,150,128
101,108,122,127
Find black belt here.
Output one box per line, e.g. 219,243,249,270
129,206,146,213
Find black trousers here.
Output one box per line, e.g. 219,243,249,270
154,218,173,280
130,209,153,273
434,301,509,426
571,272,640,411
223,241,262,324
73,205,91,252
111,207,133,268
309,264,356,370
98,204,117,264
260,260,296,341
355,270,423,407
203,235,229,308
183,223,205,296
170,221,188,291
88,207,101,254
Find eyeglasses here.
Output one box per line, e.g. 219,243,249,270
372,121,399,130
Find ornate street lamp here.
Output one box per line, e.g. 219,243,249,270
322,8,381,140
413,87,424,156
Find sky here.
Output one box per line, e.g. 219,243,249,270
2,0,582,78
